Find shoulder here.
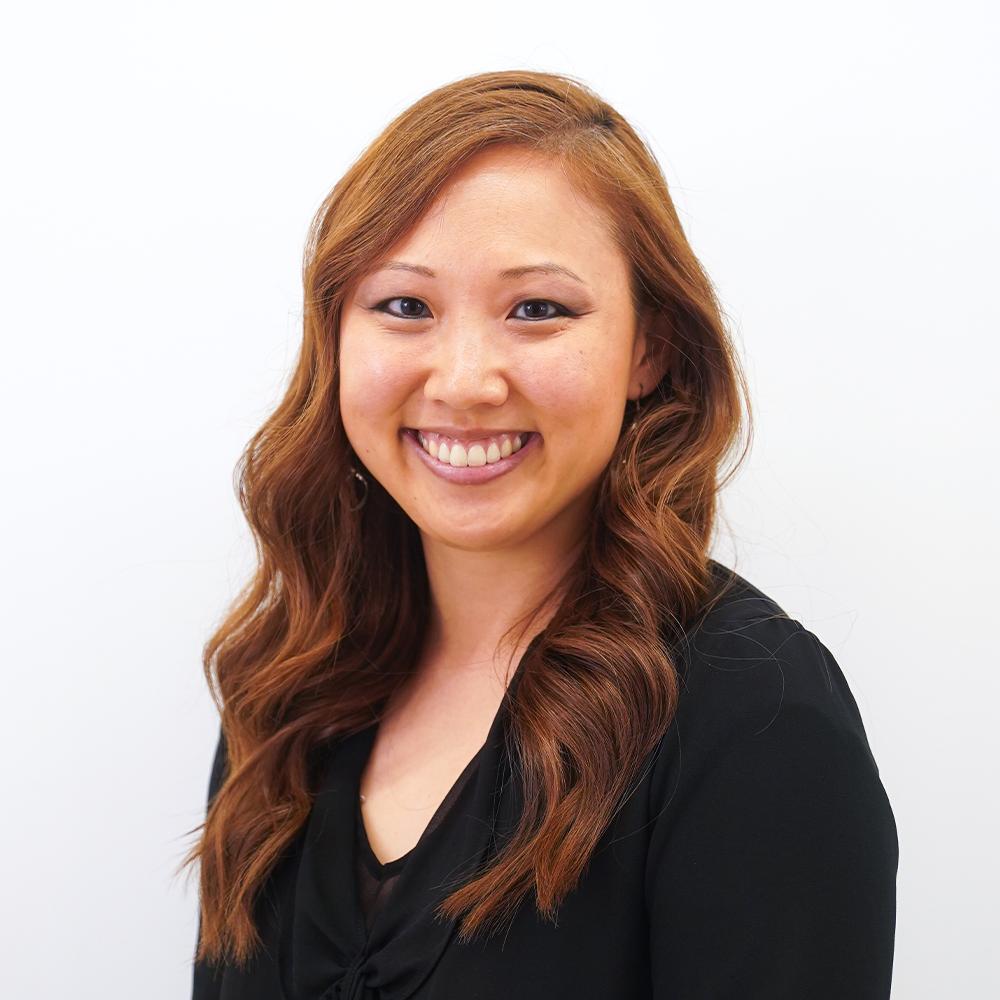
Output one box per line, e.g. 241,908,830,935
207,729,228,802
641,566,898,995
673,564,870,748
648,564,891,827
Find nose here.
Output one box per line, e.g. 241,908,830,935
422,323,509,409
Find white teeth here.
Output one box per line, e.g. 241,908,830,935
419,431,529,466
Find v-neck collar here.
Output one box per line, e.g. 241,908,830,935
278,680,517,1000
357,735,483,879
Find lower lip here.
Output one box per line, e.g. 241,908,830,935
405,430,538,484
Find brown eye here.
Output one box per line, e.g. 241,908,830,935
378,297,431,318
512,300,567,320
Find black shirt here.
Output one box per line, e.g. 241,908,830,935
193,570,898,999
354,754,481,936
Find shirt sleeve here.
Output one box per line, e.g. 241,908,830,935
646,628,898,999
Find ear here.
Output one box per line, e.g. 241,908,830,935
627,307,672,401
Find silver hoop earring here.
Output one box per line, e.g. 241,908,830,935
348,467,369,511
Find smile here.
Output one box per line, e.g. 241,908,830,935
404,429,537,484
416,430,527,468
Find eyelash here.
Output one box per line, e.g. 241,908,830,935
375,297,431,319
510,300,572,321
373,297,573,321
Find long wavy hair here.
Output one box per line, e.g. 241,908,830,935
189,70,748,963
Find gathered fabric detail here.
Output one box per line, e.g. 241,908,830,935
334,953,367,1000
276,709,515,1000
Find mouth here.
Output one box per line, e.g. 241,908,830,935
404,429,537,482
416,430,529,468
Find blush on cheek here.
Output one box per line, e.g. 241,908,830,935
340,338,386,387
338,339,419,461
522,363,628,425
337,366,373,450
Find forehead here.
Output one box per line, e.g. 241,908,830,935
384,147,625,277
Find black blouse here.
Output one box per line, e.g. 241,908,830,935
193,570,898,999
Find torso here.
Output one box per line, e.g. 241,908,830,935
195,571,899,1000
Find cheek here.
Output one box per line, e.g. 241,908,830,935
338,326,413,440
513,340,633,444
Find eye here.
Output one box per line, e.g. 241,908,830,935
375,297,432,319
510,299,571,321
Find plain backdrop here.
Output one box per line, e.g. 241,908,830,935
1,1,997,997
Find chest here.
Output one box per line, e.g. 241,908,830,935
358,670,508,864
212,731,657,1000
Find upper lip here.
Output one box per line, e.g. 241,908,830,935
409,426,531,438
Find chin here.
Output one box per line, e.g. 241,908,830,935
407,503,538,551
417,521,526,553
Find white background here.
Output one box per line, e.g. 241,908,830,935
1,1,996,997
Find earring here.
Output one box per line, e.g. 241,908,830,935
630,386,644,430
348,467,368,511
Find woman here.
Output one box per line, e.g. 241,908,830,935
190,71,897,999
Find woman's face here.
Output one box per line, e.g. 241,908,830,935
338,147,656,557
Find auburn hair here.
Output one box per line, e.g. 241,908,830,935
188,70,748,963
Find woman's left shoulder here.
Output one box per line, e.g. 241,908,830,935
671,565,874,750
635,567,898,996
645,563,896,830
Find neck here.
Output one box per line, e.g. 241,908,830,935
419,528,582,683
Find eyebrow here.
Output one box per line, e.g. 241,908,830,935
378,261,436,277
500,263,587,285
375,260,588,286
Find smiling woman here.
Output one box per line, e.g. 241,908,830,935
188,72,897,1000
339,148,651,558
